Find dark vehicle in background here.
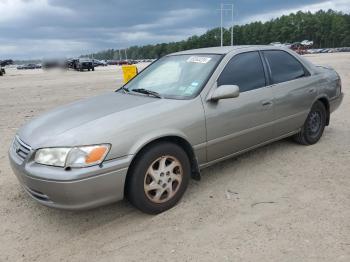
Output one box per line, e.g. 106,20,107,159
75,58,94,71
65,58,94,71
17,64,42,70
0,59,13,76
66,59,78,70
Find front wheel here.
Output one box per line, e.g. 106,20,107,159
126,142,190,214
293,101,326,145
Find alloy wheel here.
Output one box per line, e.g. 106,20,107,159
144,155,183,203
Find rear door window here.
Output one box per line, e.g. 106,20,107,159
263,50,306,84
217,51,266,93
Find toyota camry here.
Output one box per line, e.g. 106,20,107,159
9,46,343,214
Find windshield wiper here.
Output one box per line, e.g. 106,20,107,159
131,88,162,98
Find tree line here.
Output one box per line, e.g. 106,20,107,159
87,9,350,60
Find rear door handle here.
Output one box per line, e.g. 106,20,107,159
262,101,273,106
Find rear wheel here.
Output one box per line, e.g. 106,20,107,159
293,101,326,145
126,142,190,214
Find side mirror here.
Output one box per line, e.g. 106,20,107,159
210,85,240,101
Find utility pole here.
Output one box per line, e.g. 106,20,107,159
231,4,234,46
118,49,121,60
124,49,128,60
218,3,234,46
220,3,223,47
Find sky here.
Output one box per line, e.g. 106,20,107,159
0,0,349,59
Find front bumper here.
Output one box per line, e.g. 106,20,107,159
9,143,132,210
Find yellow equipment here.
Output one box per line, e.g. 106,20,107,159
122,65,138,83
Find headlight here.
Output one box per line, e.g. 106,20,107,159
34,148,71,167
34,144,110,168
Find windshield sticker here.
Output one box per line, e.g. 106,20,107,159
191,82,199,87
187,56,212,64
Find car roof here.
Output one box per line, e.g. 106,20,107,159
170,45,317,75
169,45,279,55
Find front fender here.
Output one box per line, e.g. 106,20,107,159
128,129,190,156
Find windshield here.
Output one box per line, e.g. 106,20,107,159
123,54,222,99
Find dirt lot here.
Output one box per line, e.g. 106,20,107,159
0,53,349,262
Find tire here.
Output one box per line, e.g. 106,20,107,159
126,142,190,214
293,101,327,145
92,67,95,71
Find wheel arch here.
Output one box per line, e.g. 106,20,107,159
124,135,201,196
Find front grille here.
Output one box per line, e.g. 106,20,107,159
12,136,31,161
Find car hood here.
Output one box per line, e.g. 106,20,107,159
18,92,158,148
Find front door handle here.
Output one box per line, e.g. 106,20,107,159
262,101,273,106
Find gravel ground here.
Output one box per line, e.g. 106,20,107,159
0,54,349,262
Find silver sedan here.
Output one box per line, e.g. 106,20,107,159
9,46,344,213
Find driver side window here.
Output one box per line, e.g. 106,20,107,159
217,51,266,93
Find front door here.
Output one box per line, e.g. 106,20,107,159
202,51,275,162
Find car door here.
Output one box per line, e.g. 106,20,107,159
202,51,275,162
262,50,318,137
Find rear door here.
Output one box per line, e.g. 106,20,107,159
262,50,317,137
203,51,275,162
